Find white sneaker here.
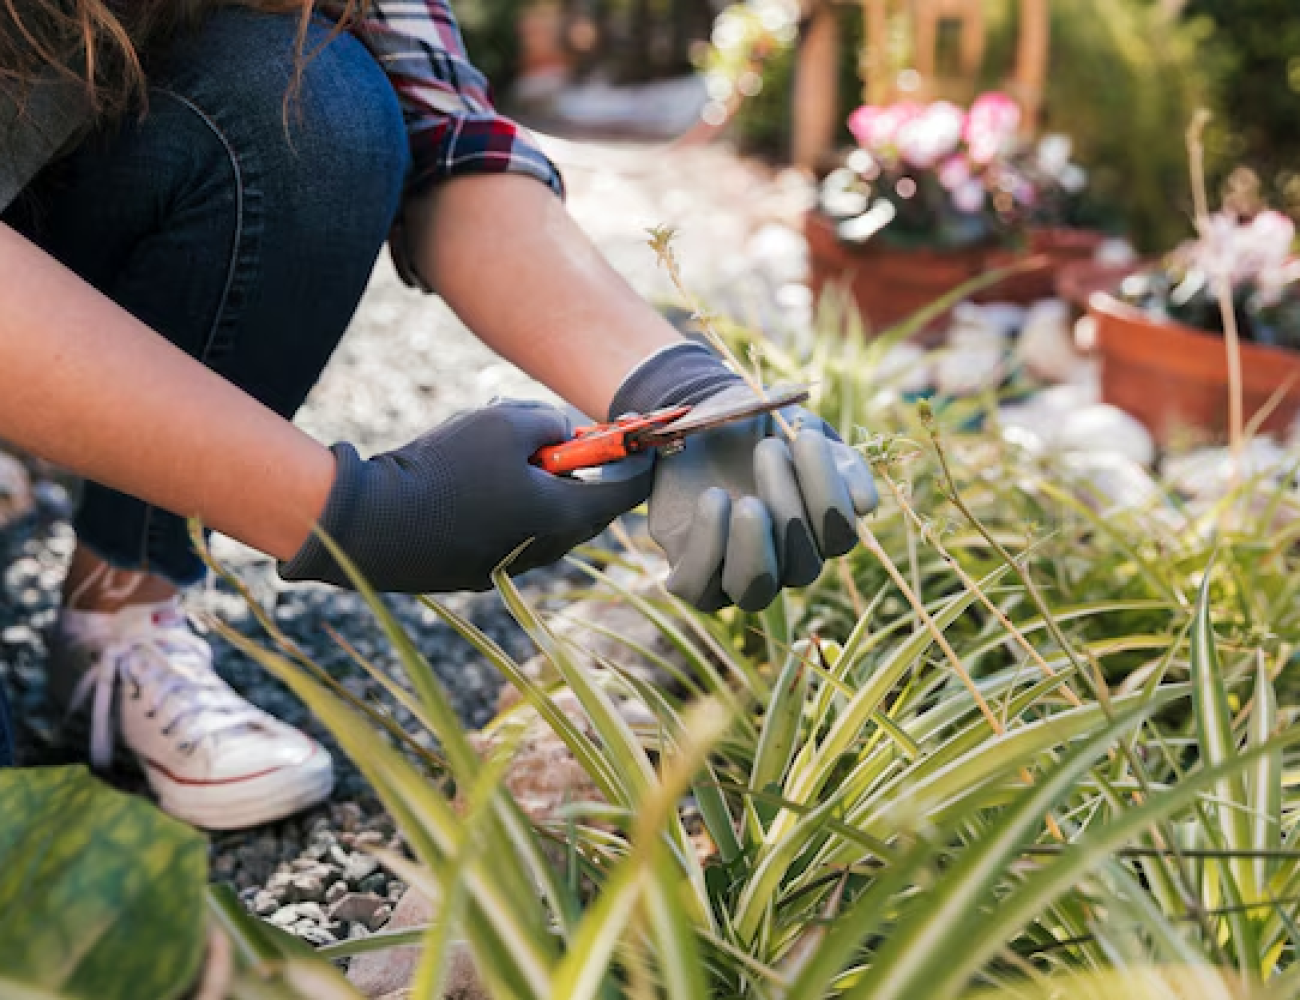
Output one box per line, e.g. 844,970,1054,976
48,599,334,830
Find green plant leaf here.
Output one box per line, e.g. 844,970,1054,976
841,703,1158,1000
865,723,1300,1000
0,766,206,1000
1189,562,1262,964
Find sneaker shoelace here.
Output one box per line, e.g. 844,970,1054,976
68,627,268,769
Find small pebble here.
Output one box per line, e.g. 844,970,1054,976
367,904,393,932
358,871,388,896
267,906,301,927
295,902,327,923
294,923,337,948
328,892,386,925
344,853,380,885
332,803,364,832
289,874,325,902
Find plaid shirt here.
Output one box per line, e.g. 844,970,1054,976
346,1,564,287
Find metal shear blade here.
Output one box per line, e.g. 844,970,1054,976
638,384,811,446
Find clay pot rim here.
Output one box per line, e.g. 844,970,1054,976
1090,291,1300,385
1089,292,1300,363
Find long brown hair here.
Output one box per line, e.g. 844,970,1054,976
0,1,368,116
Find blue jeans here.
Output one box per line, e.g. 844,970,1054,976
4,8,411,586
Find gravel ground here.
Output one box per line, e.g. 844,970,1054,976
0,141,812,948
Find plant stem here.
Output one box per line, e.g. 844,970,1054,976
854,519,1002,733
1186,110,1245,479
648,227,797,441
921,419,1219,928
876,467,1085,708
923,416,1094,690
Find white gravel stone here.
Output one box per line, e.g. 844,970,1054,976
1016,299,1085,384
1056,404,1157,468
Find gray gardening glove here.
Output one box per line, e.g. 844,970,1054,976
611,344,878,612
280,399,653,593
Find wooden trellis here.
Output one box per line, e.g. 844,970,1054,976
792,0,1050,169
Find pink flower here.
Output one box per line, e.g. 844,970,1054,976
848,101,923,154
938,154,972,190
965,92,1021,165
952,179,986,214
896,101,966,169
1192,210,1296,299
1241,211,1296,302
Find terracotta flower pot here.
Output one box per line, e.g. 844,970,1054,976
805,210,1105,339
1055,258,1144,313
1089,292,1300,444
805,211,984,339
983,228,1107,303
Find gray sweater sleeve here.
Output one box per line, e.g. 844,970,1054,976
0,77,91,212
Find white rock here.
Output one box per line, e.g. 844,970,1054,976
1000,424,1049,456
935,341,1005,397
1055,404,1157,468
956,301,1026,339
1095,237,1139,266
746,223,809,286
1162,438,1290,501
947,302,1014,348
874,342,933,394
997,381,1102,450
1061,451,1164,515
1074,314,1100,353
1016,299,1085,383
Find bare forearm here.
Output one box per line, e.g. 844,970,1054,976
406,174,684,419
0,224,334,561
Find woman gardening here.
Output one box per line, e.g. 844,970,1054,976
0,0,876,829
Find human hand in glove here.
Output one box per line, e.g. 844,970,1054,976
279,399,653,593
610,344,878,612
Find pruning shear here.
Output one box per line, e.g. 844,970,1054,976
531,384,811,476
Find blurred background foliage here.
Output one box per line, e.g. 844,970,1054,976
978,0,1206,251
458,0,1297,253
709,0,1210,251
1185,0,1300,221
452,0,527,94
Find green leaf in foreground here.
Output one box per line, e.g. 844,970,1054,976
0,766,207,1000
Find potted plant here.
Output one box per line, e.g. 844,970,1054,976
1090,200,1300,444
806,92,1104,335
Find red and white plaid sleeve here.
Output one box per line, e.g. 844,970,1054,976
348,1,565,287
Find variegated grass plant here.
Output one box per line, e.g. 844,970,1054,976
187,281,1300,999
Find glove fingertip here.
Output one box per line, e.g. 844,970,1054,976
723,497,780,612
830,441,879,515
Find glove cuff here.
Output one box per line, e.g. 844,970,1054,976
607,342,742,421
278,442,367,585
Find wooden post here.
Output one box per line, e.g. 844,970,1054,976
912,0,986,102
1013,0,1049,134
958,0,986,80
913,0,938,100
792,2,844,170
864,0,891,103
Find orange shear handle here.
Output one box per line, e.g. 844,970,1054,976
530,406,691,475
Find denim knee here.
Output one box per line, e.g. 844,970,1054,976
39,9,414,586
148,10,411,267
